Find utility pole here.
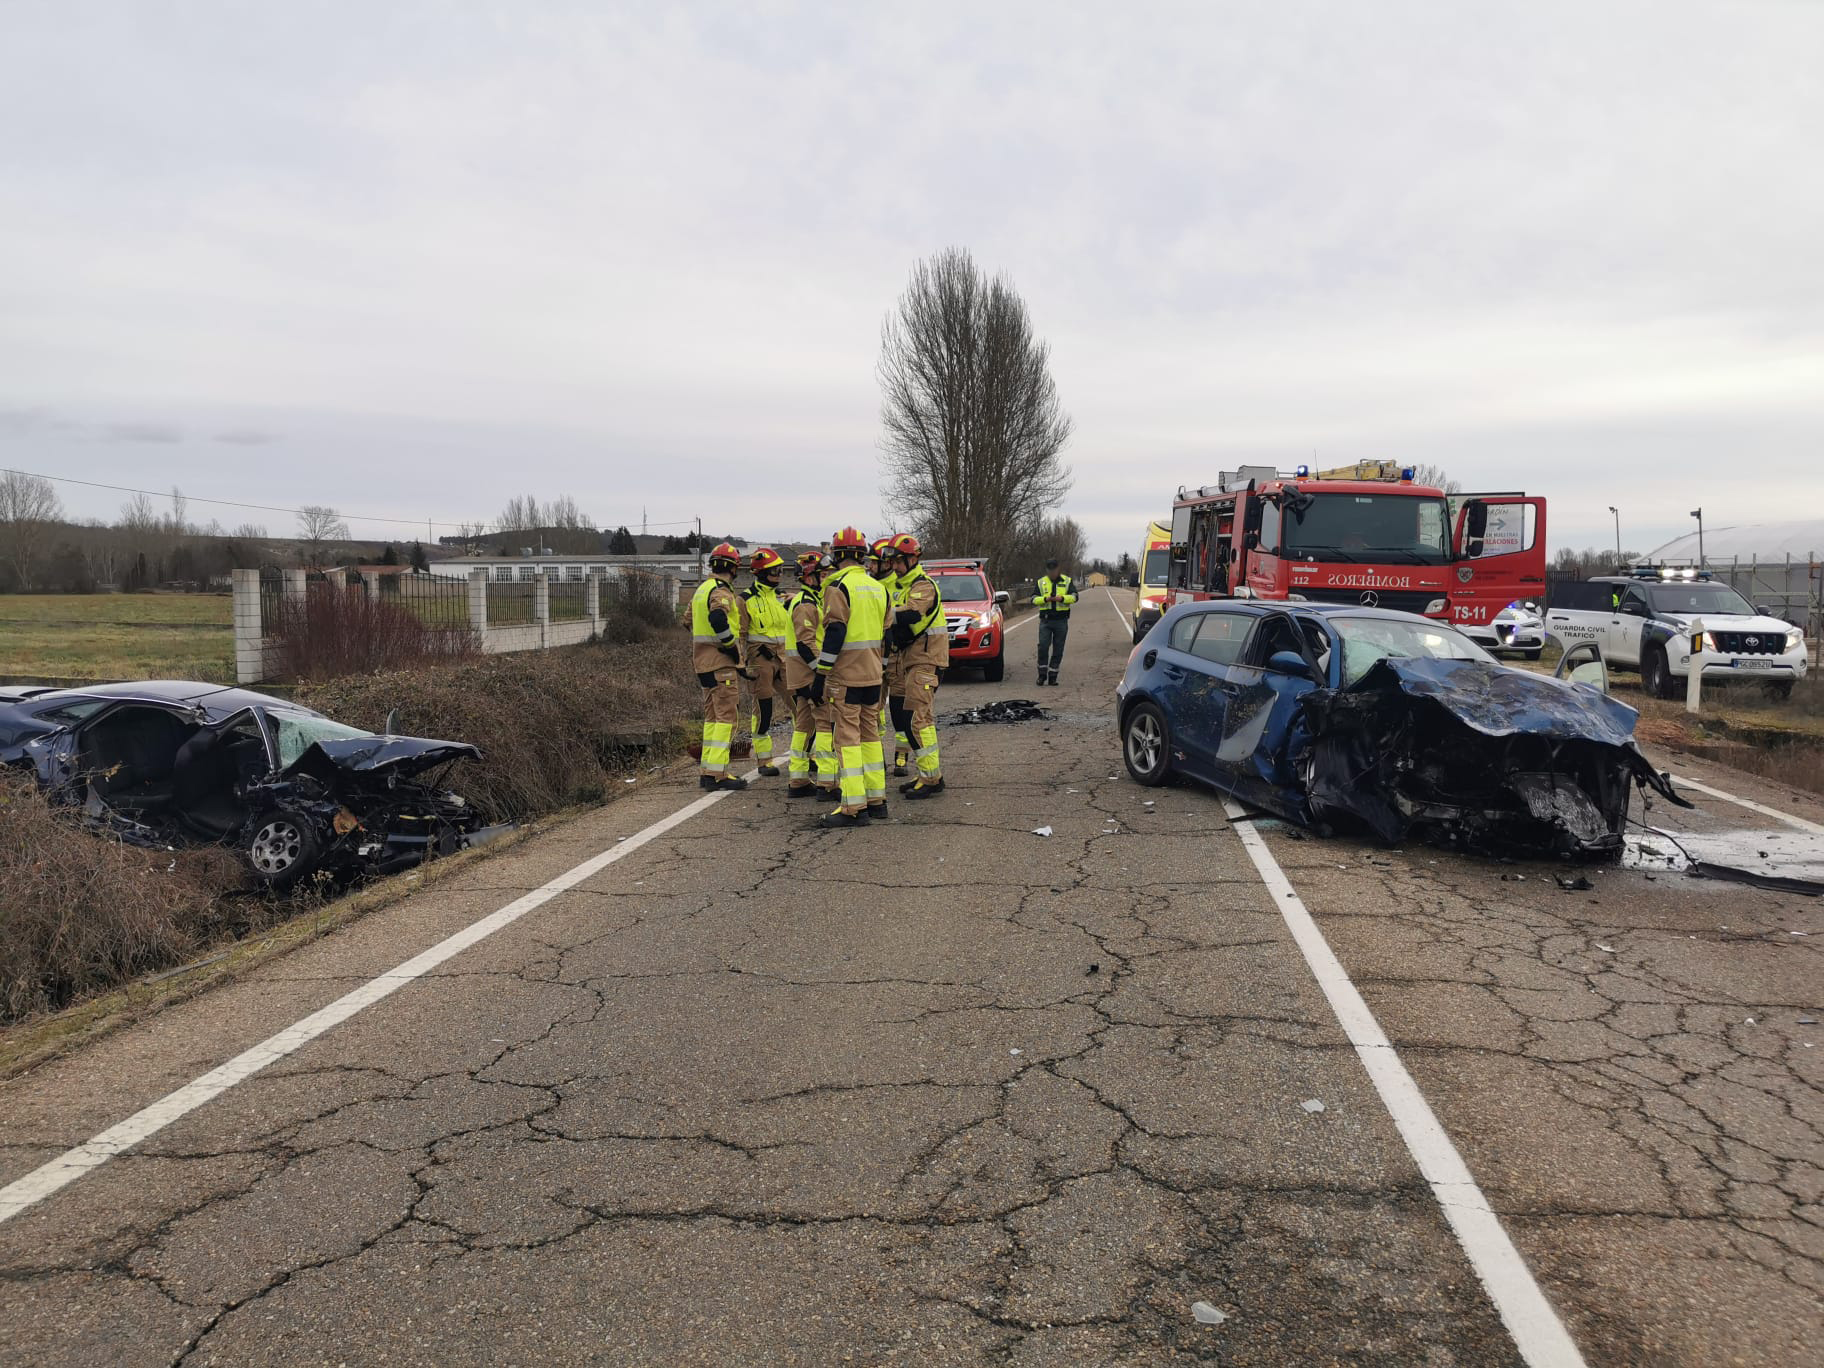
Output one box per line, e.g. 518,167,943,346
696,516,704,577
1689,508,1705,569
1607,506,1621,569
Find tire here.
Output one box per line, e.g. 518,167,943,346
243,809,325,890
1522,647,1543,661
1642,647,1675,700
982,647,1005,683
1122,701,1172,786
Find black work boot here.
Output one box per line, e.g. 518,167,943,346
819,808,867,829
864,802,890,821
756,764,781,777
711,775,748,792
787,784,822,799
903,778,945,800
699,775,719,790
1047,672,1060,686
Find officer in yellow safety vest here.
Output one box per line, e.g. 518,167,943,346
889,533,948,798
738,547,792,777
784,552,838,800
1032,558,1078,686
869,536,910,774
689,543,747,790
811,528,889,827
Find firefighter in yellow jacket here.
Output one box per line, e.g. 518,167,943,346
784,552,838,800
689,543,747,790
739,547,791,777
812,527,890,828
890,533,948,798
870,536,910,774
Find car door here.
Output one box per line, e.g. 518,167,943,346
1209,613,1326,812
1610,586,1650,666
1168,608,1256,782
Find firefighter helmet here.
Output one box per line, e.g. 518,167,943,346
750,547,785,573
708,542,742,571
830,527,868,555
889,533,922,561
794,551,825,577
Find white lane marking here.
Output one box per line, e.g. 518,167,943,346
1670,774,1824,836
1223,799,1587,1368
1102,586,1134,636
1005,609,1035,632
0,776,754,1227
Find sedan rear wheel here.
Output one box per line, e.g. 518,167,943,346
244,810,324,890
1123,702,1172,786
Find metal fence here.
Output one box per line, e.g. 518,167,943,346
548,579,590,623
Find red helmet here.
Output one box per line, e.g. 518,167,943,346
708,541,742,570
830,527,868,554
794,551,825,576
890,533,922,560
870,536,895,561
750,547,785,573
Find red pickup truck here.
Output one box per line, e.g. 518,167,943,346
923,558,1010,682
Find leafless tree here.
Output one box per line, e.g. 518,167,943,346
0,469,64,589
547,494,592,530
1411,464,1462,494
496,495,544,532
118,491,159,532
164,486,190,535
455,521,489,551
1006,515,1088,584
231,522,268,541
877,248,1073,570
296,504,350,567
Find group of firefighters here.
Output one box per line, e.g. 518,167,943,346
689,528,947,829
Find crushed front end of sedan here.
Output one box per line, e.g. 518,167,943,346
1295,657,1688,859
3,681,489,889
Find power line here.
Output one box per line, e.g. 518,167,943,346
0,465,703,534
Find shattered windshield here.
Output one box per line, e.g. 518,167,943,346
271,713,374,768
1648,583,1755,617
1282,493,1449,564
1332,615,1496,686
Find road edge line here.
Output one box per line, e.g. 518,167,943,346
1669,773,1824,835
0,777,750,1227
1223,799,1587,1368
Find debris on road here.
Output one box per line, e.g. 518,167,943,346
1032,825,1053,837
1300,1098,1326,1113
1557,875,1595,891
947,699,1053,726
1626,827,1824,896
1596,943,1616,953
1191,1301,1229,1326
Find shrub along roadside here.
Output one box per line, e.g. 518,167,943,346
0,631,699,1024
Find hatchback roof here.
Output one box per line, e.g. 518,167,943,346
15,680,316,712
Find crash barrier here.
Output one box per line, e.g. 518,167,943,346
234,567,682,683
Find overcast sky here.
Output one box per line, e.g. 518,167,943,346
4,1,1821,561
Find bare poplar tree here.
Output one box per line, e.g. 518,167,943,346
118,491,159,532
296,504,350,567
1411,464,1462,494
877,248,1072,568
0,469,64,589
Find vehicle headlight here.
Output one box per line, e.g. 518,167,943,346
1788,629,1804,652
976,611,997,630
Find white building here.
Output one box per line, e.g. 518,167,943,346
426,552,712,583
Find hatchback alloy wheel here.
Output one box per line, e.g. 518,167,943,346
248,817,306,875
1123,702,1172,786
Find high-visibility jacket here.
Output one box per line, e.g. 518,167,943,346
740,581,792,655
895,565,949,668
1033,574,1078,620
690,576,743,673
818,565,887,687
785,586,822,691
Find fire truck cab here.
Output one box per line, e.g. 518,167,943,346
1165,461,1545,633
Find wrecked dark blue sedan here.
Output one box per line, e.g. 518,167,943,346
0,680,484,888
1116,603,1684,858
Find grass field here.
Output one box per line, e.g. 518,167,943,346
0,593,235,682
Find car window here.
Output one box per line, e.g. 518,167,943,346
1168,614,1203,652
1332,616,1496,686
1243,614,1309,667
271,713,374,768
36,699,107,725
1549,582,1608,611
1185,612,1250,666
1621,588,1650,615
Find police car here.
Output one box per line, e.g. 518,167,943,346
1461,600,1547,660
1544,566,1808,699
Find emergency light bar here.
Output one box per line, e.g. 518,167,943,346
1628,565,1711,581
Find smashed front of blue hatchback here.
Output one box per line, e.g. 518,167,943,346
1289,656,1687,859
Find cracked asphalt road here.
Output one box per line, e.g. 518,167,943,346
2,595,1819,1366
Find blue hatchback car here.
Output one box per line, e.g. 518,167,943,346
1114,600,1680,857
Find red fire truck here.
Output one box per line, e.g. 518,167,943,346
1165,461,1546,633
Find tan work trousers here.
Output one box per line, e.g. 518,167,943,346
746,653,783,764
828,682,883,815
699,668,740,775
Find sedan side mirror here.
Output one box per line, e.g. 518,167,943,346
993,590,1010,606
1266,649,1314,680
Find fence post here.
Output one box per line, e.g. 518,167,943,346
360,570,382,600
468,570,489,647
232,568,264,684
587,571,603,637
535,572,550,650
1686,617,1704,714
